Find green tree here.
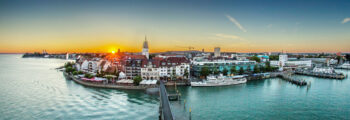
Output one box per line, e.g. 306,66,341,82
223,68,228,76
253,65,260,73
239,67,244,75
337,56,343,64
84,73,93,78
78,71,84,74
250,56,261,63
213,67,219,75
171,68,176,80
184,67,189,78
269,55,279,60
72,71,78,75
230,66,237,74
65,66,75,73
200,66,210,77
133,75,142,85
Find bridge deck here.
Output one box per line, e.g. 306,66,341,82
159,81,174,120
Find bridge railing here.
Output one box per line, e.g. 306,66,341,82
159,81,174,120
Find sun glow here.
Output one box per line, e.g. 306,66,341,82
111,51,115,54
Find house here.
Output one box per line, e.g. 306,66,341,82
81,60,98,73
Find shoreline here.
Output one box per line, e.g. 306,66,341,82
63,72,156,90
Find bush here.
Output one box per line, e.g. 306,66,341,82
72,71,78,75
78,71,84,74
84,73,94,79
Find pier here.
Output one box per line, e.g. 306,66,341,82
278,74,307,86
295,70,346,80
159,81,175,120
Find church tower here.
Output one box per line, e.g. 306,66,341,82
142,36,149,59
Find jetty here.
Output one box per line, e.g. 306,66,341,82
295,69,346,80
159,81,175,120
278,74,307,86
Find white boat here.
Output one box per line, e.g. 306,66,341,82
338,63,350,69
191,74,247,87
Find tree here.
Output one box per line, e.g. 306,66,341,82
200,66,210,77
72,71,78,75
184,67,189,79
133,75,142,86
250,56,261,63
223,68,228,76
337,56,343,64
269,55,279,60
265,61,272,72
230,66,237,75
64,62,74,68
78,71,84,74
253,65,260,73
213,67,219,75
65,66,75,73
239,67,244,75
171,68,176,80
84,73,93,78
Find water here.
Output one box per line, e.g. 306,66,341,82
1,54,350,120
0,54,159,120
171,72,350,119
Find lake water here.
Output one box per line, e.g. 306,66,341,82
1,54,350,120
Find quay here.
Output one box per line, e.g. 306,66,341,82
278,74,308,86
63,72,154,90
295,70,347,80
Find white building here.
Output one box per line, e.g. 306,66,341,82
214,47,220,57
270,55,312,71
313,67,334,74
142,36,149,59
141,57,190,80
141,61,160,80
81,60,98,73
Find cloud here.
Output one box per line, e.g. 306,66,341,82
214,33,244,40
342,18,350,24
225,15,247,32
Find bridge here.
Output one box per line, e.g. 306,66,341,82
159,81,175,120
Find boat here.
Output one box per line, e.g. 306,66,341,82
191,74,247,87
337,63,350,69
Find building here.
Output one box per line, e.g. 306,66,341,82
191,60,257,77
270,55,312,71
141,60,160,80
81,60,98,73
142,36,149,59
120,55,147,79
140,57,190,80
257,55,269,62
214,47,221,57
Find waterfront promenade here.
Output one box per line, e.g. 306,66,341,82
63,72,155,90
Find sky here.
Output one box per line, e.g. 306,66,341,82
0,0,349,53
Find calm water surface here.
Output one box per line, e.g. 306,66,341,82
0,55,159,120
1,54,350,120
